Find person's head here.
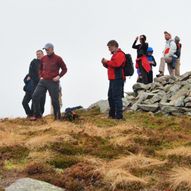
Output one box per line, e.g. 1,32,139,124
36,50,44,60
164,31,171,41
107,40,119,54
139,35,146,44
43,43,54,56
147,47,153,55
174,36,180,44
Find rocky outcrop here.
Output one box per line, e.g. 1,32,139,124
126,72,191,115
5,178,65,191
90,72,191,116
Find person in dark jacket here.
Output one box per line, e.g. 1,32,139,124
147,47,157,83
101,40,126,119
22,50,45,117
174,36,182,76
31,43,67,120
132,35,150,84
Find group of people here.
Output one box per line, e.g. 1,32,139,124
22,31,182,121
102,31,182,119
22,43,67,121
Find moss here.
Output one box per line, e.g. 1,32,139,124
49,155,80,169
50,142,84,155
0,145,29,160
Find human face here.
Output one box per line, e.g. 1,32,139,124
139,36,145,44
164,33,171,41
45,47,54,56
108,45,118,54
36,51,44,59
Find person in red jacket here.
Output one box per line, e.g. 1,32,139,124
31,43,67,120
102,40,126,119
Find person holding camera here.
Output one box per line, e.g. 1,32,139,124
132,35,150,84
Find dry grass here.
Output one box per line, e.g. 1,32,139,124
1,110,191,190
103,168,147,191
108,154,166,170
169,167,191,190
165,146,191,158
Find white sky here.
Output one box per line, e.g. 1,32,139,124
0,0,191,118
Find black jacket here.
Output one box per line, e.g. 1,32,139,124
29,59,41,86
132,40,148,58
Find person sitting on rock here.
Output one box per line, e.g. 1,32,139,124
156,31,177,77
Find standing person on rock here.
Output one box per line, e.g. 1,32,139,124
132,35,150,84
31,43,67,121
22,50,46,118
156,31,177,77
101,40,126,120
174,36,182,76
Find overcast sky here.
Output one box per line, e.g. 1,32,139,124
0,0,191,118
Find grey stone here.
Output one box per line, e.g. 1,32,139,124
170,85,191,105
179,71,191,81
184,97,191,103
174,96,185,107
185,102,191,108
169,84,182,93
148,91,166,104
5,178,65,191
137,103,159,112
89,100,109,113
132,83,151,92
154,75,171,83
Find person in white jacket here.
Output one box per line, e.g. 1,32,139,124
157,31,177,77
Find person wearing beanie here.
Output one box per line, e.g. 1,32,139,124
147,47,157,83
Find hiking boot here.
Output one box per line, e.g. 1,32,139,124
29,115,42,121
156,73,164,77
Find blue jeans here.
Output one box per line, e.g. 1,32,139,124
108,79,124,119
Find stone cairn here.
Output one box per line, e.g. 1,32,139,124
125,71,191,116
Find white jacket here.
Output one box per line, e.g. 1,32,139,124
163,39,177,58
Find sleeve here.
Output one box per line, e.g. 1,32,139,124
152,56,157,66
132,40,139,49
106,52,125,68
58,57,67,77
169,41,177,56
28,60,34,78
39,59,43,78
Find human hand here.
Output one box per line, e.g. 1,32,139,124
101,58,108,64
135,36,139,41
27,76,31,81
53,75,60,82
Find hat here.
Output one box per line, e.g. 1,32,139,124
147,47,153,52
43,43,54,50
164,31,171,36
174,36,180,42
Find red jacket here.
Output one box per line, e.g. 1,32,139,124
105,49,126,80
40,53,67,80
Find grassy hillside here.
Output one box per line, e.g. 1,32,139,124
0,108,191,191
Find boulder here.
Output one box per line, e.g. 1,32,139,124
137,103,159,112
89,100,109,113
5,178,64,191
179,71,191,81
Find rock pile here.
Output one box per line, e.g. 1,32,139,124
126,71,191,115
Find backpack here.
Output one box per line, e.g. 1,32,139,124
123,53,134,76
